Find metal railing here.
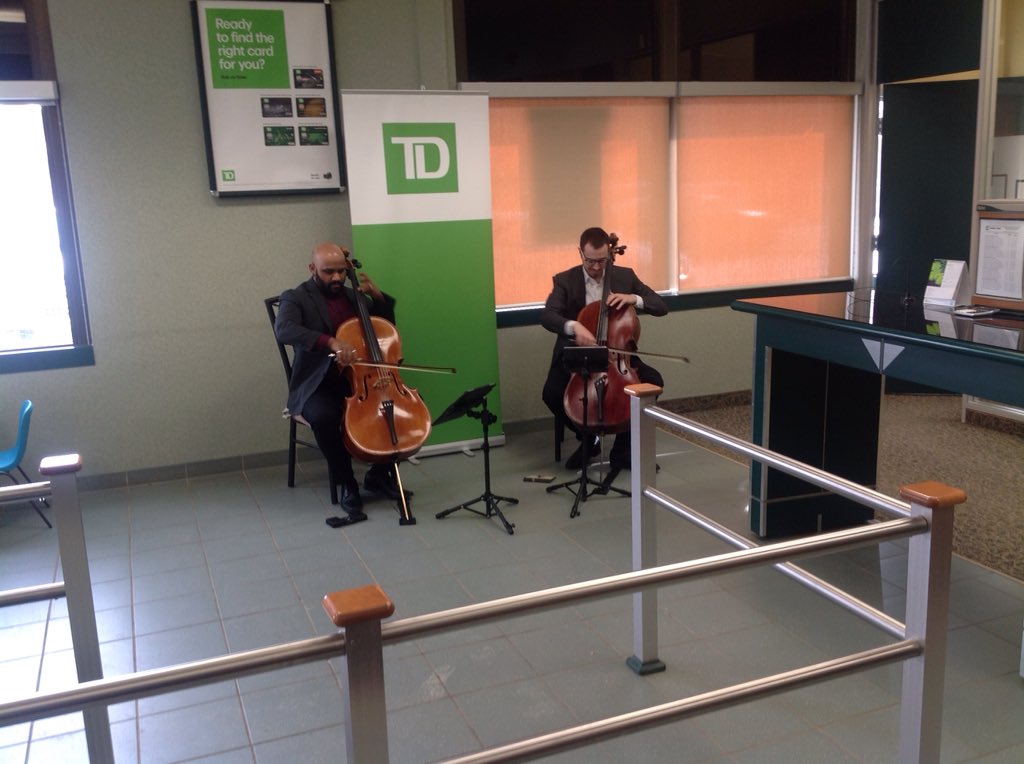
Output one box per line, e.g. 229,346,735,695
0,389,965,763
620,384,961,764
0,455,113,762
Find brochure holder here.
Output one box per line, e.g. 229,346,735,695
923,259,970,308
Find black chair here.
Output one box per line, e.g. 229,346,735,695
263,297,338,505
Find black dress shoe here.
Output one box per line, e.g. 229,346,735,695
326,511,366,527
565,437,601,469
363,470,413,501
340,481,363,514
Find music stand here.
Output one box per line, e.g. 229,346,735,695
546,346,628,518
434,384,518,534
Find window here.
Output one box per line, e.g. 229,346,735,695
675,95,854,291
489,96,671,306
0,0,91,371
487,89,857,307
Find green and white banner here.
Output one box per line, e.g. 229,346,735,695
341,90,501,451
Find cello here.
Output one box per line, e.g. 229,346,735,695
335,256,431,523
562,234,640,435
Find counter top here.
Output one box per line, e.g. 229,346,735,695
733,289,1024,362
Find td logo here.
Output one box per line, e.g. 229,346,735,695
382,123,458,194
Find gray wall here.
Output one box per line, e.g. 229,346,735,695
0,0,753,480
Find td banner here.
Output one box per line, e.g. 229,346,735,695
340,90,501,452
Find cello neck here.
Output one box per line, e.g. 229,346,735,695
595,234,620,344
344,258,385,364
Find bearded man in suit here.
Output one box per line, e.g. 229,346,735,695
275,242,409,518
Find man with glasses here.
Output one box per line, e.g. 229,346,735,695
540,227,668,471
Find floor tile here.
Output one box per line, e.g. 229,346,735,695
202,533,278,566
253,726,343,764
222,604,315,655
426,635,537,695
208,553,288,590
508,621,619,675
241,675,345,744
452,676,577,748
130,542,206,578
542,660,667,723
383,653,449,710
386,697,480,763
214,575,301,620
131,567,211,606
138,697,249,764
134,589,220,636
134,621,227,672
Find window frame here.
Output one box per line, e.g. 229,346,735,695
1,1,93,373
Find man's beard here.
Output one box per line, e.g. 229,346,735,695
313,274,345,296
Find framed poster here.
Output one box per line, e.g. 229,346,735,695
190,0,345,196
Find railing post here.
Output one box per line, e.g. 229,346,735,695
39,454,113,764
323,584,396,763
897,480,966,764
625,384,666,675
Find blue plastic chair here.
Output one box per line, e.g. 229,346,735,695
0,400,52,528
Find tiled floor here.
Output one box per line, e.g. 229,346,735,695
1,425,1022,763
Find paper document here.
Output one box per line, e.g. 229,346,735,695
977,220,1024,299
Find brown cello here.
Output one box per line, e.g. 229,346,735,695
562,235,640,435
335,256,431,521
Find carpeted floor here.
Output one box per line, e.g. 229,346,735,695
666,394,1024,582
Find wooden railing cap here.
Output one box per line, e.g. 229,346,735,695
322,584,394,627
625,383,663,397
899,480,967,509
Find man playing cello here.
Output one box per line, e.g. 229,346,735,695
275,242,410,520
541,227,668,472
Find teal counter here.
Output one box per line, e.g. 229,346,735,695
732,290,1024,537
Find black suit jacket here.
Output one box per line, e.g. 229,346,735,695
540,264,667,366
274,278,396,416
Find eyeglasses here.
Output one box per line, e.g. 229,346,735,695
580,254,609,266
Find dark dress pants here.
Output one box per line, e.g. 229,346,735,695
301,372,356,488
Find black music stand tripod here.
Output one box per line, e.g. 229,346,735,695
434,384,518,535
547,346,629,519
